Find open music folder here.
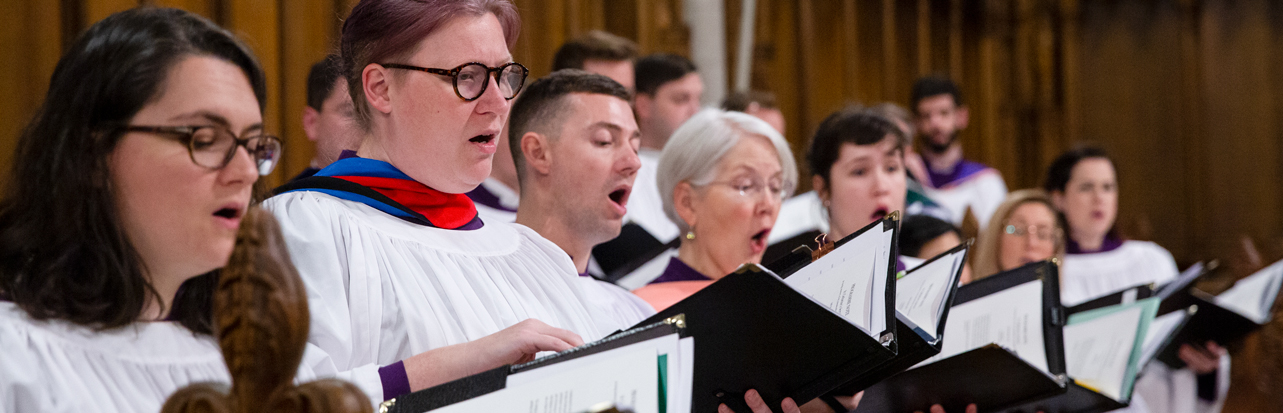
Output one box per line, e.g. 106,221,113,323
832,240,971,394
379,316,691,413
857,260,1069,413
636,214,901,412
1152,258,1283,368
998,296,1161,413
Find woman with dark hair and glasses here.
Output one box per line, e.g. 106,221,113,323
0,7,287,411
264,0,654,406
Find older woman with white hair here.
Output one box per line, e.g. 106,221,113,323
633,108,870,413
631,108,797,309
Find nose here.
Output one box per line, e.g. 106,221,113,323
617,145,641,176
872,168,892,196
755,189,782,216
685,101,702,119
218,145,259,188
473,73,509,114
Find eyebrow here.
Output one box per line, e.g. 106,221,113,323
844,154,876,164
725,164,783,178
169,110,264,135
587,122,641,140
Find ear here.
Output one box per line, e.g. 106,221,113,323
633,93,653,122
955,105,970,130
301,107,320,142
673,181,699,231
1050,190,1066,211
362,64,393,116
520,131,553,176
812,175,829,202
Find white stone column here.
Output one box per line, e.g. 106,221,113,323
683,0,728,107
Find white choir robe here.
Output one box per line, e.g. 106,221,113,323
1061,240,1229,413
923,168,1007,228
769,191,828,245
264,191,655,399
623,149,681,244
0,302,368,413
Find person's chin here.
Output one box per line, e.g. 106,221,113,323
205,240,237,271
457,164,492,191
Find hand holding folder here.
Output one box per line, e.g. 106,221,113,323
1150,258,1283,368
381,317,691,413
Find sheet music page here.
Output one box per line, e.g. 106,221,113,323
1214,259,1283,324
1140,311,1186,367
928,280,1049,372
674,337,695,413
431,346,660,413
896,249,964,337
1064,305,1143,401
784,226,883,334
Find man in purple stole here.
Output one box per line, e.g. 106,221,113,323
910,76,1008,228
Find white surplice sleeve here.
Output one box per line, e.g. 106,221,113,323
265,193,394,402
0,303,229,413
970,170,1009,229
1133,353,1231,413
574,277,656,333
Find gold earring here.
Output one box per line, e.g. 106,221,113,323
685,231,695,240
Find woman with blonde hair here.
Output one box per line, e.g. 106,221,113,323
970,189,1065,281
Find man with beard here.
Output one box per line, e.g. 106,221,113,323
509,69,656,330
911,76,1008,228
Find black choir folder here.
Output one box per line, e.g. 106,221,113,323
637,214,902,412
1001,289,1163,413
592,222,678,283
857,260,1070,413
381,316,689,413
833,240,971,395
1151,258,1283,368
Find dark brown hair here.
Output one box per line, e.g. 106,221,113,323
634,53,697,96
551,30,638,72
340,0,520,129
720,90,778,112
306,54,345,111
806,106,907,185
0,7,266,334
507,69,632,186
1043,145,1114,195
910,75,964,110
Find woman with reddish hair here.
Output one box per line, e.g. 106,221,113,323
265,0,656,406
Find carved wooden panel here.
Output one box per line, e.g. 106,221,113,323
162,207,371,413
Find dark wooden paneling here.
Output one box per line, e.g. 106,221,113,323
280,0,340,188
0,0,64,191
3,0,1283,410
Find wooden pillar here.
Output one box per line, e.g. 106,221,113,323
880,0,897,101
222,0,284,187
